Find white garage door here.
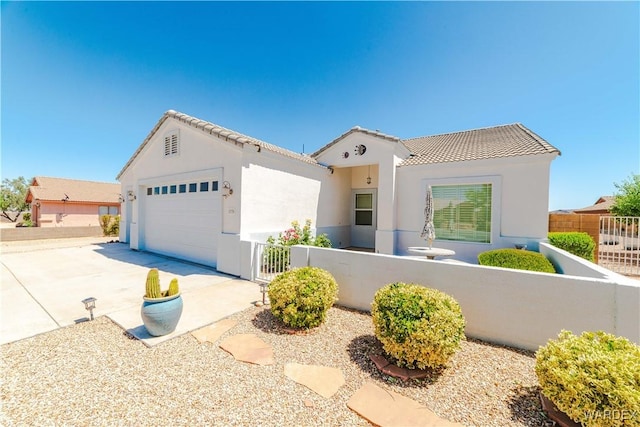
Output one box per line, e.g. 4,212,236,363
142,179,222,267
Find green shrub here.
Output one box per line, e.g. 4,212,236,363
548,232,596,262
478,248,556,273
268,267,338,329
371,283,466,369
107,215,120,237
536,330,640,427
100,214,120,237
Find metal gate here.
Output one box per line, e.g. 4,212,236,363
599,216,640,276
254,242,290,283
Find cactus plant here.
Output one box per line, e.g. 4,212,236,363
144,269,180,298
167,278,179,296
145,268,162,298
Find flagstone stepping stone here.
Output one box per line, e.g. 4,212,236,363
191,319,237,343
347,382,463,427
219,334,274,365
284,363,345,398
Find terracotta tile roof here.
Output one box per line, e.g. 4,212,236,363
399,123,560,166
117,110,321,179
311,126,401,158
574,196,615,213
27,177,121,204
118,111,560,179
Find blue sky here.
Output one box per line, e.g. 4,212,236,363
2,1,638,211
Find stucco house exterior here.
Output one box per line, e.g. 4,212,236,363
26,177,121,227
117,110,560,276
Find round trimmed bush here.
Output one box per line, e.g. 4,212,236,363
535,330,640,427
478,248,556,273
268,267,338,329
548,232,596,262
371,282,466,369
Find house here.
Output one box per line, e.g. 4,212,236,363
117,110,560,275
573,196,615,215
26,177,121,227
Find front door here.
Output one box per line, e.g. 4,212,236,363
351,189,377,249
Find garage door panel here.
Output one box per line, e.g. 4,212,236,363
142,183,221,267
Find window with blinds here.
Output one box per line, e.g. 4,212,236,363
432,184,492,243
164,131,179,156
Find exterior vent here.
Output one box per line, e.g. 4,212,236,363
164,130,179,156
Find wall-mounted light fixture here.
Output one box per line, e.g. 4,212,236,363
34,200,41,208
222,181,233,198
118,194,125,203
366,165,372,185
127,190,136,202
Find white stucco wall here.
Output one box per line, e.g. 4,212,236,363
315,133,409,253
118,118,243,255
240,151,325,239
289,245,640,351
395,154,556,262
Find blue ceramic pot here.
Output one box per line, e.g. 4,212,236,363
140,293,183,337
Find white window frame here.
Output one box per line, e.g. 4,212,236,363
425,176,500,245
99,206,119,216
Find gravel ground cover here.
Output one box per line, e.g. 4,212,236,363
1,305,550,426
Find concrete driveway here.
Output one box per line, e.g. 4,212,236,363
1,238,260,346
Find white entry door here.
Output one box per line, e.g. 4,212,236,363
142,178,222,267
351,189,377,249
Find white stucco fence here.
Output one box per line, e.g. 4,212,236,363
277,244,640,352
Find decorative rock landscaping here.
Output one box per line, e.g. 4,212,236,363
1,305,548,426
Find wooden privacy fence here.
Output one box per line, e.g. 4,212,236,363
548,214,600,262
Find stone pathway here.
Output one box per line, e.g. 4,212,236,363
192,319,460,426
284,363,345,398
191,318,237,343
348,382,463,427
219,333,274,366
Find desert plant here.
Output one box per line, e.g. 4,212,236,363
268,267,338,329
535,330,640,427
167,278,179,296
548,232,595,262
145,268,162,298
107,215,120,237
478,248,556,273
144,268,180,298
100,214,120,237
371,282,466,369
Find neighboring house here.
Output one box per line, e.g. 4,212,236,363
118,110,560,275
25,177,121,227
573,196,614,215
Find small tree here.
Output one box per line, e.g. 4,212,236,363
0,177,31,222
610,174,640,217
